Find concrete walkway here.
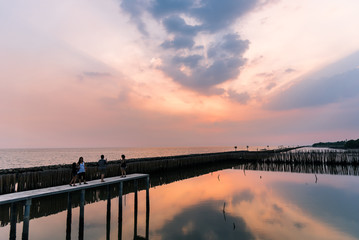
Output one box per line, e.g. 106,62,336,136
0,173,149,205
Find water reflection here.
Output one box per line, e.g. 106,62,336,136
157,200,254,240
1,164,359,239
148,170,359,240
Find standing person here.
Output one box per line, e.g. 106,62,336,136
77,157,87,185
120,154,127,178
98,154,107,182
69,162,78,186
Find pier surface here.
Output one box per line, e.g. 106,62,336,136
0,173,148,205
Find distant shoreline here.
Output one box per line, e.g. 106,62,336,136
312,138,359,149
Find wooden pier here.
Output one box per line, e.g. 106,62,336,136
0,173,150,240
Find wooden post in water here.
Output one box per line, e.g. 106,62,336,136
118,181,123,240
106,185,111,240
22,199,31,240
79,189,85,240
10,203,17,240
66,192,72,240
146,175,150,240
134,180,138,238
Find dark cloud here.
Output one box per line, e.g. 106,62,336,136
173,54,203,68
162,15,200,35
266,51,359,110
149,0,258,32
161,35,195,49
189,0,257,32
162,33,249,90
208,34,249,58
267,68,359,110
156,200,255,240
150,0,193,17
120,0,260,93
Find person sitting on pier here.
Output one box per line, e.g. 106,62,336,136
77,157,87,184
69,162,78,186
98,154,107,182
120,154,127,177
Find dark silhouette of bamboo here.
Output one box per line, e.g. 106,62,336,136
3,148,357,195
0,149,298,195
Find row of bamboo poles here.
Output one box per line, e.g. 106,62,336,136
1,150,269,195
261,150,359,165
3,148,359,195
2,148,358,195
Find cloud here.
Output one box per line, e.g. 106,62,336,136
273,182,359,237
227,89,250,104
120,0,149,35
162,33,249,91
161,35,195,49
266,68,359,110
285,68,296,73
188,0,257,32
232,189,254,204
120,0,260,93
156,200,255,240
82,71,112,78
149,0,258,32
266,82,276,90
162,15,200,35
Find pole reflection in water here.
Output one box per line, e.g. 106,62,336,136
146,176,150,240
22,199,31,240
79,189,85,240
66,192,72,240
134,180,138,238
118,182,123,240
9,203,17,240
106,185,111,240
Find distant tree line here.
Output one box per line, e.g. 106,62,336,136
345,139,359,149
312,139,359,149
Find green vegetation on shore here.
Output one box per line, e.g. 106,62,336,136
312,139,359,149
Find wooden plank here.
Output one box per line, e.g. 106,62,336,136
0,173,149,205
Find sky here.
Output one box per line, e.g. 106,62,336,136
1,0,359,148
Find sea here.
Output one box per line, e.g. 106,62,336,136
0,146,279,170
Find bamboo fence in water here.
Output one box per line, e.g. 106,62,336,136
4,147,357,195
1,150,275,195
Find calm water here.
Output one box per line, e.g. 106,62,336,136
0,146,279,169
1,163,359,239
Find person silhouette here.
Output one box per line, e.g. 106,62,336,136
120,154,127,177
98,154,107,182
77,157,87,184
